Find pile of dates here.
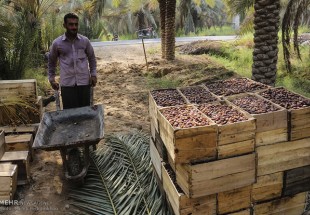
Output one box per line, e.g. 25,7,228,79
259,88,310,110
151,89,186,107
206,78,269,96
198,103,248,125
231,95,280,114
161,106,210,128
180,86,217,104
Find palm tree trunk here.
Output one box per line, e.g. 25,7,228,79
252,0,280,86
158,0,166,59
165,0,177,60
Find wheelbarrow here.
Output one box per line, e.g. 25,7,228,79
33,89,104,183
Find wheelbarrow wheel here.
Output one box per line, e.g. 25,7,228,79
67,148,82,176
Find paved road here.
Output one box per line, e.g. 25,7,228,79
91,36,237,47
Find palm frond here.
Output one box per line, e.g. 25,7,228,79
281,0,310,73
69,132,170,215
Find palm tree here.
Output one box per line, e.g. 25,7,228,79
165,0,177,60
282,0,310,73
158,0,167,59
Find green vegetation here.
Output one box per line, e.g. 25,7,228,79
176,26,236,37
207,33,310,97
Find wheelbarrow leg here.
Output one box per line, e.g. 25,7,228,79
60,149,67,171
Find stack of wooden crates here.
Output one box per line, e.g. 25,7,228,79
149,78,310,215
0,79,41,201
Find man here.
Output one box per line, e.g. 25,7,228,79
48,12,97,109
48,13,97,176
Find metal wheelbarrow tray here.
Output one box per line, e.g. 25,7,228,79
33,105,104,181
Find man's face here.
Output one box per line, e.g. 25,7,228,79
64,18,79,36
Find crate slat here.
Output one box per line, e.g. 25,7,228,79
257,138,310,176
283,165,310,197
150,138,162,181
252,172,283,203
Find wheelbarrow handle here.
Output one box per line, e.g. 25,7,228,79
90,86,94,106
54,90,61,111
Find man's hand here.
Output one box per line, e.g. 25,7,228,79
90,76,97,87
50,81,59,90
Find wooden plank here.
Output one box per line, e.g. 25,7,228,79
290,126,310,141
0,125,38,135
0,130,4,159
150,138,162,181
255,128,288,147
0,194,12,201
149,92,159,132
218,131,255,146
252,172,283,203
0,177,12,192
0,163,17,177
162,163,216,215
150,120,156,141
253,192,306,215
218,139,255,159
0,151,30,185
218,186,252,214
283,165,310,197
176,153,256,198
257,138,310,176
153,130,167,162
157,107,217,165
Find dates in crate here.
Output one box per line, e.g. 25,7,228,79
151,89,186,107
231,95,280,114
161,106,210,128
259,88,310,109
206,78,268,96
180,86,217,104
198,103,248,125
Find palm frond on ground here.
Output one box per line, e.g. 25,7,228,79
69,132,171,215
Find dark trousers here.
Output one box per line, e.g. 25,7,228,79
61,85,90,109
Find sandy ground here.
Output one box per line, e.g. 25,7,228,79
1,42,236,215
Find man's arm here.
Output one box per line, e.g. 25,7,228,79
48,41,59,90
85,39,97,86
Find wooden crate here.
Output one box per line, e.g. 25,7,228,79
176,153,256,198
5,134,34,159
151,127,168,162
157,105,217,167
251,172,283,203
197,100,256,159
217,186,252,214
226,93,288,146
257,138,310,176
0,80,43,126
0,163,17,201
253,192,306,215
258,87,310,141
150,138,162,181
0,151,30,185
0,124,38,136
0,79,38,100
162,163,216,215
283,165,310,197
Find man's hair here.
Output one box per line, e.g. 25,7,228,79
64,13,79,23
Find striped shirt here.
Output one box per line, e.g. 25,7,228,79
48,34,97,86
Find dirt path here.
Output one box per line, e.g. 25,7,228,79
2,42,235,215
